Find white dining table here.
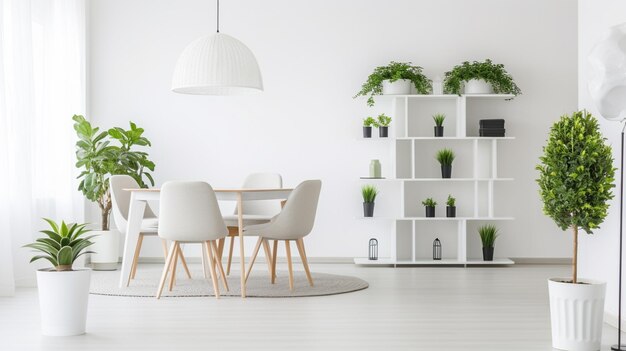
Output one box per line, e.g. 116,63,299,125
119,187,292,297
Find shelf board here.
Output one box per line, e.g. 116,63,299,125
397,137,515,141
369,93,515,100
355,217,514,221
359,178,514,182
465,94,515,100
353,258,515,265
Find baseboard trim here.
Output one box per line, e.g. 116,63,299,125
605,311,626,331
509,257,570,265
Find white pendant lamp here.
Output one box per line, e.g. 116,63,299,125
171,0,263,95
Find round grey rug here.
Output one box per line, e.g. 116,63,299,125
90,265,368,298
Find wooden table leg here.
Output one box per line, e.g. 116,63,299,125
237,192,246,298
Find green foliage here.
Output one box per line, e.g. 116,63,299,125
23,218,97,271
446,194,456,207
362,185,378,203
443,59,521,96
376,114,392,127
354,61,432,106
422,198,437,207
436,148,456,166
478,224,499,248
433,114,446,127
363,117,376,127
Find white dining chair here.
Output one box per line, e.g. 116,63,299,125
156,181,229,299
243,180,321,291
110,175,191,281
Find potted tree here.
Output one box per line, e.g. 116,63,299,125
354,61,432,107
362,185,378,217
422,198,437,217
362,117,376,138
446,195,456,218
478,224,498,261
73,115,155,270
436,148,455,178
536,110,615,351
443,59,521,97
376,113,392,138
23,219,96,336
433,113,445,137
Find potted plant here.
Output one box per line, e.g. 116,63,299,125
376,114,392,137
443,59,521,97
536,110,615,351
354,61,432,107
362,185,378,217
433,113,445,137
446,195,456,218
362,116,376,138
73,115,155,270
478,224,498,261
436,148,455,178
422,198,437,217
23,219,96,336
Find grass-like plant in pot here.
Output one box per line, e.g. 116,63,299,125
446,194,456,218
436,148,455,178
354,61,432,107
376,114,392,138
422,197,437,217
433,113,446,137
443,59,521,97
362,116,376,138
477,224,498,261
536,110,615,350
362,185,378,217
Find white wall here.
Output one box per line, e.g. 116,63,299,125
88,0,577,259
578,0,626,327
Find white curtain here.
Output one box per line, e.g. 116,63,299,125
0,0,85,296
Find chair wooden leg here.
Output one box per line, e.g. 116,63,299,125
285,240,294,291
271,240,278,284
156,241,177,299
211,241,229,291
296,239,314,287
245,237,263,283
130,234,144,280
226,235,235,275
201,243,209,279
169,243,179,291
161,239,169,257
205,241,220,299
217,238,225,259
261,239,273,282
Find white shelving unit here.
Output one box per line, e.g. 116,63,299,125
355,94,516,266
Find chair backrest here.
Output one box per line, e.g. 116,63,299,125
110,175,156,232
158,181,228,242
264,180,321,240
234,173,283,216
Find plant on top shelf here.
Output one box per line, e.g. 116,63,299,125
354,61,432,107
376,113,392,138
478,224,499,261
362,116,376,138
433,113,446,137
446,194,456,218
362,185,378,217
436,148,456,179
422,197,437,218
443,59,521,97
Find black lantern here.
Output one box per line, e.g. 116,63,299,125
369,238,378,260
433,238,442,260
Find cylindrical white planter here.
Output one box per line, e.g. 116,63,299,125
464,79,494,94
382,79,411,95
37,269,91,336
548,278,606,351
90,229,120,270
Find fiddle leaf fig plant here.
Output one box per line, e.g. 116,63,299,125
354,61,432,106
443,59,521,96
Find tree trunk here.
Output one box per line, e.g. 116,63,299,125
572,225,578,284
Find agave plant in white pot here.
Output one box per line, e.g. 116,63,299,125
536,110,616,351
23,219,97,336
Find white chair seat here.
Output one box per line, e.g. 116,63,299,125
222,214,273,227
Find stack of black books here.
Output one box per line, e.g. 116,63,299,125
479,119,505,137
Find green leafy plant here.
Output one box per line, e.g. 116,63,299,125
354,61,432,106
363,117,377,127
536,110,615,284
73,115,156,231
377,114,392,127
433,114,446,127
478,224,499,248
421,198,437,207
443,59,521,97
446,195,456,207
362,185,378,203
436,148,456,166
23,219,97,271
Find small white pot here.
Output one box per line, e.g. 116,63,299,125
464,79,494,94
548,278,606,351
382,79,411,95
90,229,120,270
37,269,91,336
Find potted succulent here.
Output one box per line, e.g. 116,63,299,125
478,224,498,261
23,219,96,336
422,198,437,217
436,148,455,179
362,117,376,138
73,115,155,270
354,61,432,107
433,113,445,137
362,185,378,217
446,195,456,218
376,113,392,138
536,110,615,350
443,59,521,97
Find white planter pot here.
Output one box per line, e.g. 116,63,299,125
37,269,91,336
382,79,411,95
90,229,120,270
464,79,494,94
548,278,606,351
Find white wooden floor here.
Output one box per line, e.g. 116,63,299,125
0,264,623,350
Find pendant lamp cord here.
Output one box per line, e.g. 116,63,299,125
216,0,220,33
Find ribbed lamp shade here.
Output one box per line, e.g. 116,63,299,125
171,33,263,95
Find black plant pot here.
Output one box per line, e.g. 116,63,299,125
446,206,456,218
363,126,372,138
434,126,444,137
379,126,389,138
363,202,375,217
482,247,494,261
425,206,435,217
441,165,452,178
